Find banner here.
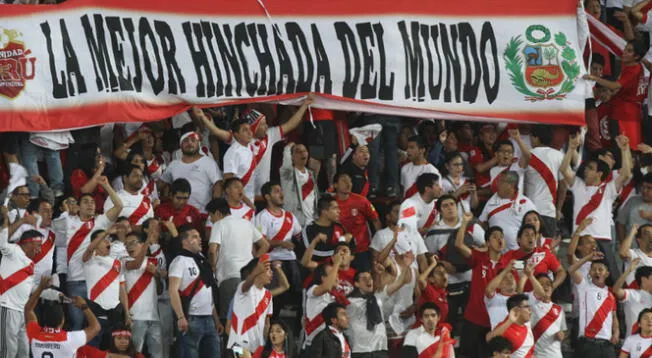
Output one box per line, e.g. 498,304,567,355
0,0,587,131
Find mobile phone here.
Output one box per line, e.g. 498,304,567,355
232,345,244,357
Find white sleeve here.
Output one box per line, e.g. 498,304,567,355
397,201,418,232
559,309,567,331
223,148,239,175
160,164,174,184
0,228,18,256
606,180,620,198
168,257,184,279
103,195,114,215
478,203,490,222
369,231,386,252
95,214,113,230
209,221,223,245
205,158,222,184
413,231,428,255
471,225,486,246
621,336,635,353
291,215,302,236
68,330,88,351
268,127,283,145
252,224,264,243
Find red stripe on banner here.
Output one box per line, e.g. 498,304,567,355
587,14,625,57
89,260,121,301
575,184,606,225
127,258,157,308
529,153,557,205
584,292,616,338
487,202,512,220
240,290,272,335
404,184,418,199
0,263,34,294
532,304,561,341
67,219,95,263
270,212,294,242
129,196,152,226
302,176,315,201
0,0,577,17
305,313,325,335
33,231,55,264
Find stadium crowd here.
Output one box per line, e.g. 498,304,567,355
3,0,652,358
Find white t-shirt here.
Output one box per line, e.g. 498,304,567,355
401,162,441,199
27,322,87,358
209,216,264,282
103,190,154,226
160,156,222,213
622,289,652,337
397,194,437,234
529,294,566,358
575,277,616,340
227,282,273,351
83,255,124,310
621,333,652,358
370,227,426,270
346,292,388,353
65,215,112,282
252,127,284,197
168,255,214,316
525,147,563,217
485,292,511,329
571,179,619,240
0,228,35,312
479,193,537,251
223,140,257,202
124,257,159,321
229,203,255,222
254,209,302,261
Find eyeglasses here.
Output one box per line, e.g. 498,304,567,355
14,192,30,197
174,196,190,201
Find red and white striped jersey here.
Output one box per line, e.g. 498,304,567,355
501,320,534,358
489,162,525,193
111,176,159,203
124,257,159,321
441,176,473,213
528,294,566,358
0,228,35,312
168,255,213,316
65,214,112,282
621,289,652,337
104,190,154,226
524,147,563,218
252,127,284,196
576,277,617,341
33,228,56,282
621,333,652,358
223,141,257,201
302,285,335,349
479,193,537,251
254,209,301,261
83,255,124,311
27,322,87,358
571,179,618,241
624,250,652,288
397,194,437,234
403,325,455,358
229,203,255,222
401,162,441,199
227,281,273,352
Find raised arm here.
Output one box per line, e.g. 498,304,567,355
455,212,474,259
486,308,519,342
73,296,101,343
242,259,271,293
567,218,593,265
560,133,580,186
569,251,603,284
312,252,343,297
619,224,639,261
280,96,313,135
270,262,290,297
508,129,530,168
613,258,640,300
100,177,124,222
524,264,548,299
193,107,233,143
615,135,633,192
632,0,652,21
300,233,327,269
376,230,398,265
82,232,107,263
24,276,51,323
418,256,438,291
486,261,514,297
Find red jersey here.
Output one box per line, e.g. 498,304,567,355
155,201,204,232
499,247,561,292
77,346,145,358
417,284,449,323
335,193,379,253
614,63,646,104
468,146,493,187
464,249,500,327
70,169,106,213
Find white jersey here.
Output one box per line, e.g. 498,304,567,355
160,156,222,213
621,333,652,358
576,277,616,340
168,255,213,316
485,292,511,329
33,228,56,282
229,203,255,222
370,227,427,270
111,176,159,203
479,193,537,251
27,322,86,358
254,209,301,261
83,255,124,310
525,147,563,217
227,282,273,352
571,179,619,241
622,289,652,337
385,263,417,337
0,228,35,312
149,243,169,300
252,127,284,197
64,214,112,282
441,176,473,213
209,216,264,282
223,140,257,202
571,260,591,318
303,285,335,348
489,162,525,193
426,222,485,284
625,249,652,287
403,325,456,358
528,294,566,358
347,292,388,353
401,162,441,199
502,321,534,358
397,194,437,234
103,189,154,226
124,257,159,321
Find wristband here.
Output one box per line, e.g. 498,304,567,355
79,304,89,311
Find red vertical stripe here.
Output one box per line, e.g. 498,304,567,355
67,219,95,262
241,155,257,186
529,153,557,204
421,208,438,231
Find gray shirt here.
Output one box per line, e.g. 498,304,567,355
617,195,652,233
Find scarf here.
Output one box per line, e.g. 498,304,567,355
178,249,214,288
349,288,383,331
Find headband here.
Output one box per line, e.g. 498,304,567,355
112,330,132,337
19,236,42,245
179,131,200,145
